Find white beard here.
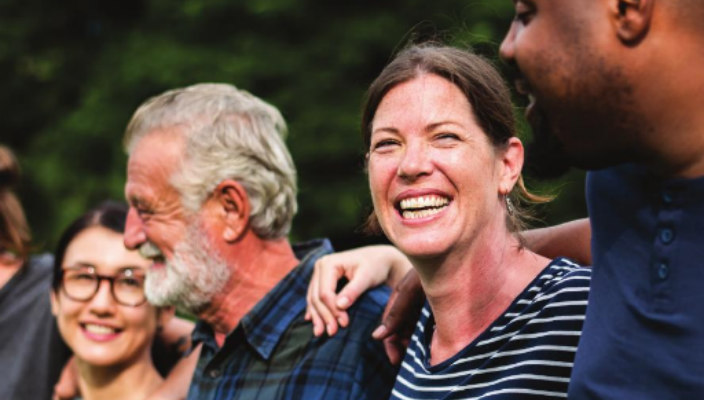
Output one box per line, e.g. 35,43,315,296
144,222,231,314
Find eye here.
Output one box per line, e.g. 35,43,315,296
117,269,145,288
64,267,96,281
514,1,535,24
371,138,400,152
436,132,460,141
119,276,143,288
74,273,96,282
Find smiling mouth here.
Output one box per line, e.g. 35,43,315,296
82,323,121,335
397,195,450,219
139,242,166,266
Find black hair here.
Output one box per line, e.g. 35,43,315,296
52,201,128,291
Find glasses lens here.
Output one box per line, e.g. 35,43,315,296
63,270,98,301
114,270,146,306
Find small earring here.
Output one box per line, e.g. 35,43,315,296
505,196,515,216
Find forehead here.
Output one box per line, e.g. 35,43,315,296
63,226,149,272
125,129,184,204
373,74,474,128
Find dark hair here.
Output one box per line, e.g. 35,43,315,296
52,201,128,291
361,43,549,234
0,145,31,259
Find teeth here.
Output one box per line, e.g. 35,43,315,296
402,208,446,219
399,195,449,210
139,241,163,259
84,324,117,335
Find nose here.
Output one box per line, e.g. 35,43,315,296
397,140,432,181
124,207,147,250
499,20,517,63
89,279,116,315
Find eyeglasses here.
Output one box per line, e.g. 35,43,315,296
60,266,147,307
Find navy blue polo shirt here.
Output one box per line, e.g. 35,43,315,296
568,164,704,398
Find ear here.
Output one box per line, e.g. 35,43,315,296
50,290,59,316
610,0,654,44
213,179,251,243
497,137,524,195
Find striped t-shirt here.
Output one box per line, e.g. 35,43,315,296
391,258,590,400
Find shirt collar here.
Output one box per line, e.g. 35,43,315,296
190,239,333,360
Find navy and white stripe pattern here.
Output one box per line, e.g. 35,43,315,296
391,258,590,400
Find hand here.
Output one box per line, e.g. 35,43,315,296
305,245,411,337
372,269,425,365
53,356,78,400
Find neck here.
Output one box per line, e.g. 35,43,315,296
199,233,299,344
412,226,548,366
76,352,162,400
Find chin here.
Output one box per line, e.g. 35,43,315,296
392,237,448,261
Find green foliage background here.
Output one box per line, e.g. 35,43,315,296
1,0,586,252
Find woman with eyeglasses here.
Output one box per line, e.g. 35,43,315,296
50,201,175,400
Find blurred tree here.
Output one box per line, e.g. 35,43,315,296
1,0,586,251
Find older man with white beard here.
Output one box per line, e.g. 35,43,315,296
122,83,396,400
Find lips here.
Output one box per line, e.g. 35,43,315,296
81,322,122,341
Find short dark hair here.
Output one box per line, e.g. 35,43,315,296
52,201,128,291
361,43,549,235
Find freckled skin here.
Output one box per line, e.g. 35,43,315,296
368,74,512,266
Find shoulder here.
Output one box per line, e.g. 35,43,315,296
540,258,591,290
528,258,591,308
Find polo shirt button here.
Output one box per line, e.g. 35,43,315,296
208,369,221,379
657,262,669,280
659,227,674,244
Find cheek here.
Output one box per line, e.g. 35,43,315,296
367,158,396,209
124,307,159,340
54,300,83,342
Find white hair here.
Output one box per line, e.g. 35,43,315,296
124,83,297,239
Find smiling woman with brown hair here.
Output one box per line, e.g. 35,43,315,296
307,44,592,399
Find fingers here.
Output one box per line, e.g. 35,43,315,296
306,256,347,336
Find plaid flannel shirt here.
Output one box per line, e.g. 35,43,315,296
186,239,397,400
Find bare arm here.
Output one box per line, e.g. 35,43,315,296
146,344,201,400
523,218,592,265
303,218,591,364
305,245,412,336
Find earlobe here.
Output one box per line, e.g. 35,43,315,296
612,0,654,44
